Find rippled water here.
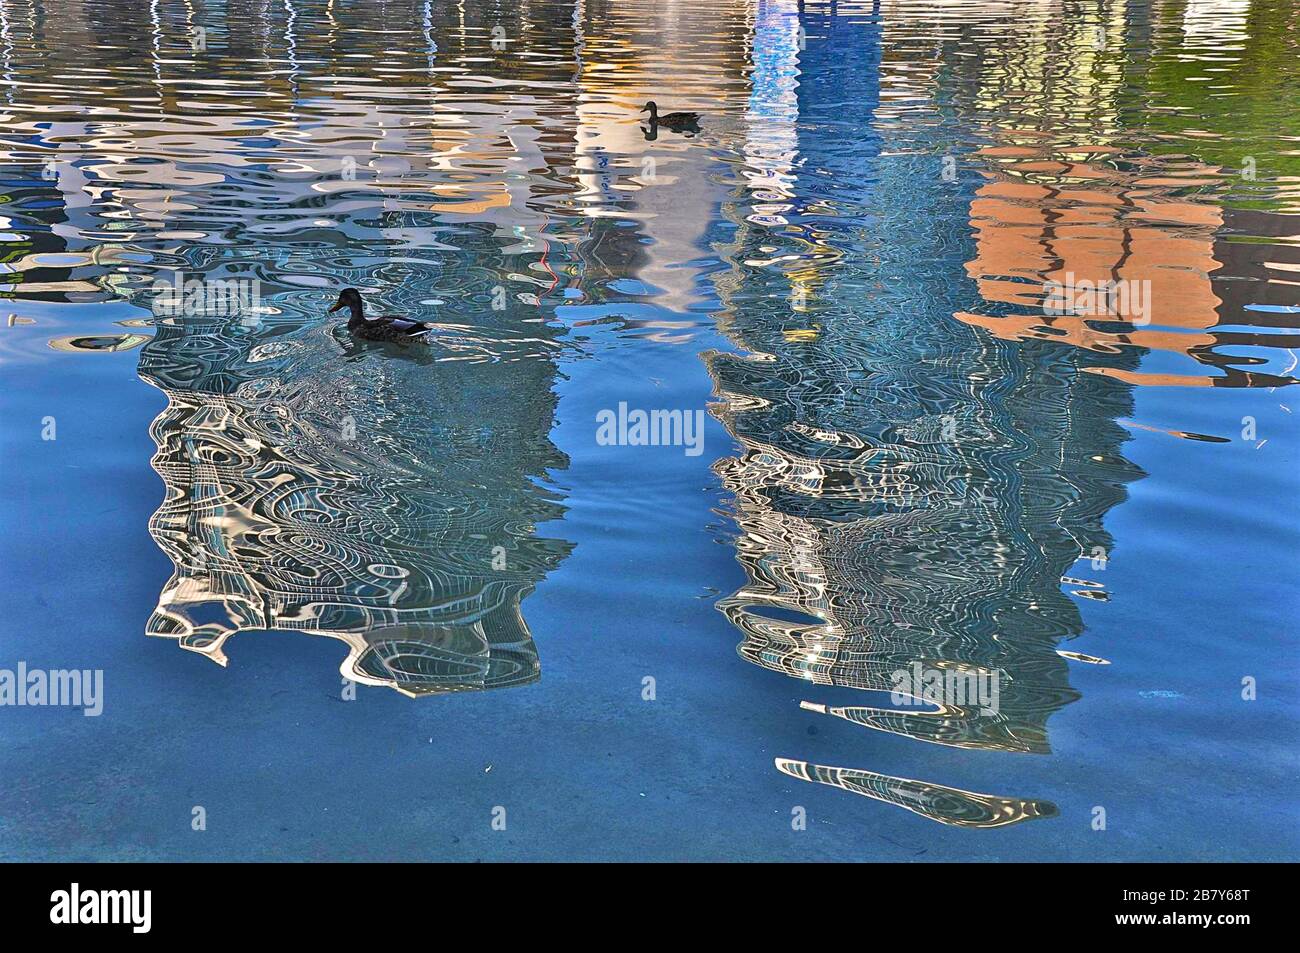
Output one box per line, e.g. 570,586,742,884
1,0,1296,859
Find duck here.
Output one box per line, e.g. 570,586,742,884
639,101,701,135
328,288,435,343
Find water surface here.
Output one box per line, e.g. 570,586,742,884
1,0,1296,860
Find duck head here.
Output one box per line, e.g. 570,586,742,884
329,287,364,325
639,101,658,119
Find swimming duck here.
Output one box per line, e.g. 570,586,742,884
329,288,434,343
640,101,701,134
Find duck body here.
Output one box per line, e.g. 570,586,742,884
329,288,434,344
350,315,436,344
640,100,701,134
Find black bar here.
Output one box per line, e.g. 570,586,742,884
0,862,1282,939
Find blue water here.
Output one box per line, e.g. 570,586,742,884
1,0,1297,860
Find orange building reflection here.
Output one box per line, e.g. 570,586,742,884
956,139,1293,389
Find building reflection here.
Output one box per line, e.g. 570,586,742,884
1,0,581,694
955,141,1295,390
138,298,570,696
3,0,1296,820
707,0,1297,824
705,0,1144,825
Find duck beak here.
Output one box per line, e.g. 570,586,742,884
639,105,648,112
328,299,344,313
